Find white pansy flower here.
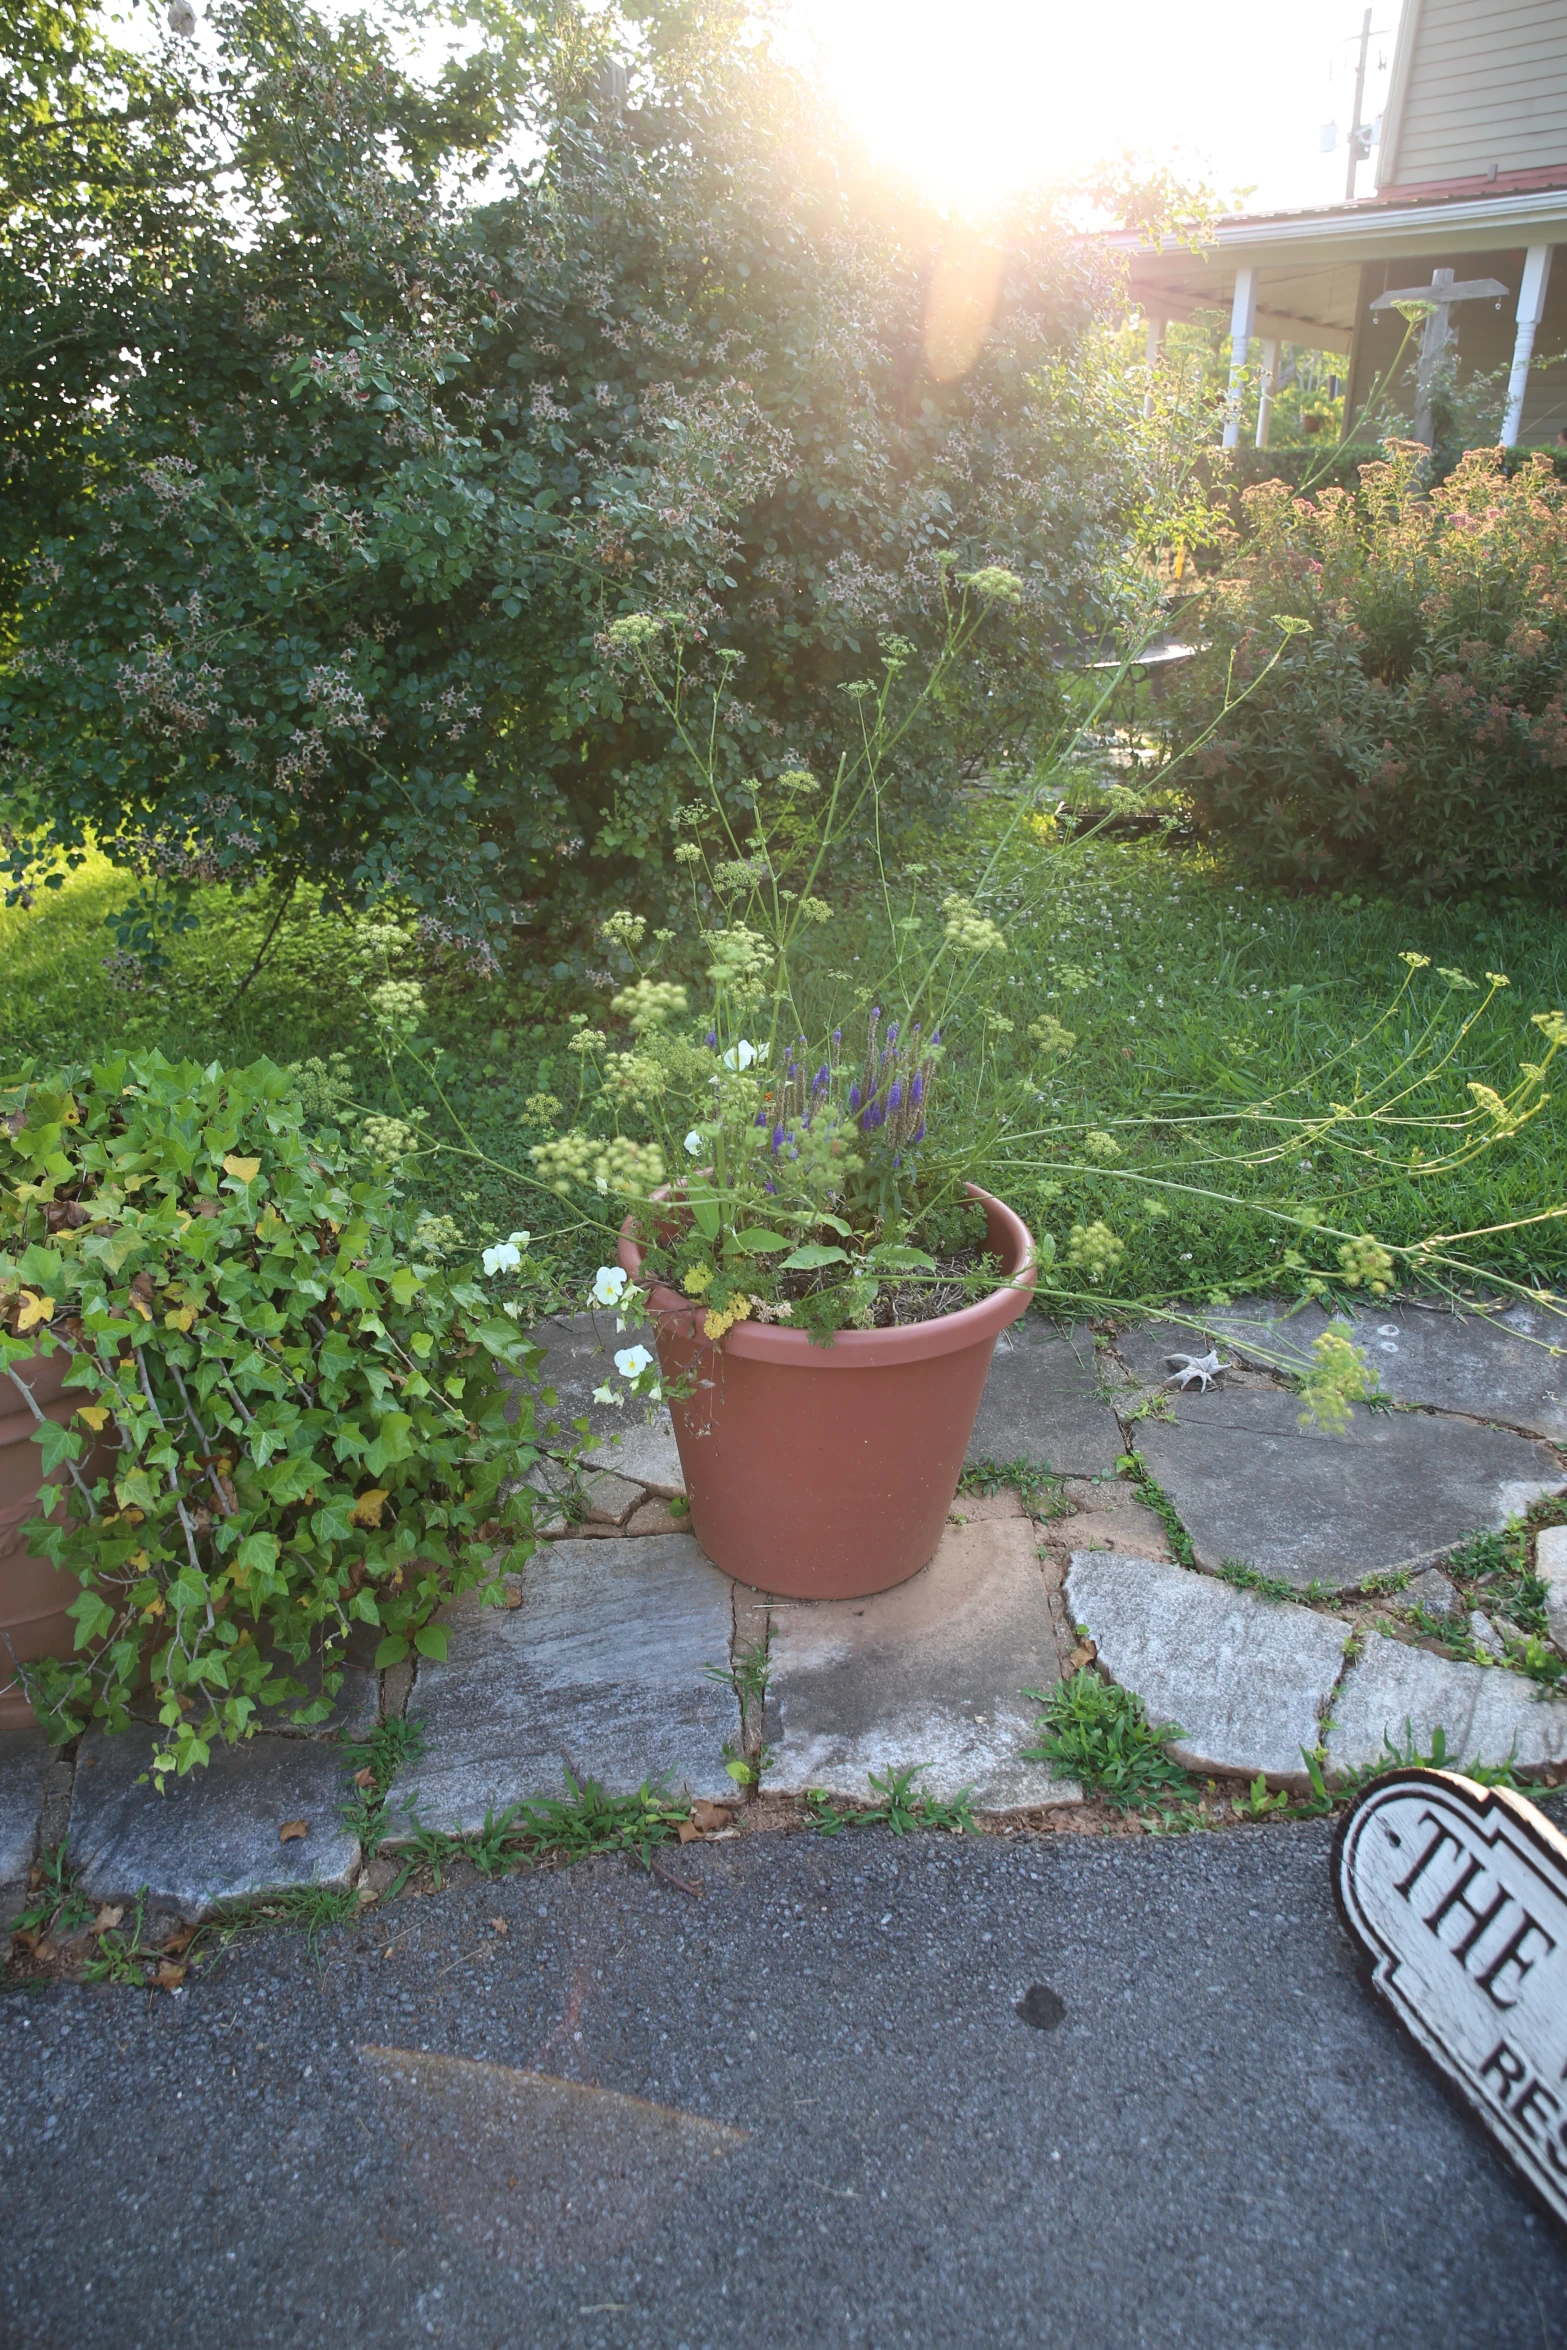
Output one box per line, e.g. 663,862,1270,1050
685,1130,704,1156
482,1240,523,1275
615,1344,654,1380
721,1040,757,1071
592,1265,629,1307
592,1382,622,1407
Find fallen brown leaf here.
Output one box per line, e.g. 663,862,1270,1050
91,1904,125,1936
353,1766,376,1789
33,1939,56,1964
278,1819,309,1844
1069,1641,1097,1671
162,1924,196,1956
677,1821,701,1844
689,1800,734,1833
504,1586,523,1610
152,1961,187,1991
490,1917,508,1936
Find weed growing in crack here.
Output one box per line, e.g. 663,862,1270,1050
805,1766,976,1836
9,1843,93,1948
1231,1773,1292,1821
341,1718,427,1857
1023,1670,1193,1810
380,1771,694,1892
1115,1452,1196,1567
958,1457,1070,1519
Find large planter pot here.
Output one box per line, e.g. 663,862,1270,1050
617,1184,1036,1600
0,1348,99,1730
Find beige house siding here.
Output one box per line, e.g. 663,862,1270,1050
1380,0,1567,186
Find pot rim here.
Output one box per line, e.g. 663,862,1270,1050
616,1181,1036,1369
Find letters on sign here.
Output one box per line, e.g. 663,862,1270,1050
1334,1767,1567,2226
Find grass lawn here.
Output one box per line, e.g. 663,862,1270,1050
3,825,1563,1312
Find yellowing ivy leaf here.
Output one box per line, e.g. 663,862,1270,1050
16,1290,54,1333
351,1488,390,1528
222,1154,261,1182
76,1404,111,1431
164,1306,197,1332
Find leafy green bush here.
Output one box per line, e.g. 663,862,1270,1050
1168,447,1567,895
1,1053,543,1776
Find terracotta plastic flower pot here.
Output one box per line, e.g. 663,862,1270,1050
617,1184,1036,1600
0,1348,104,1729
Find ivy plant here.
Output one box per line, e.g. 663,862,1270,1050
1,1052,544,1779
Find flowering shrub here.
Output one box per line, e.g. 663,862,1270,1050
1167,447,1567,893
1,1054,544,1777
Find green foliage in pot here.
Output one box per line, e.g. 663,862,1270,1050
1165,446,1567,896
1,1052,544,1778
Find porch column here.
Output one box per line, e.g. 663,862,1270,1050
1222,265,1257,449
1143,311,1165,418
1255,337,1279,449
1502,244,1554,448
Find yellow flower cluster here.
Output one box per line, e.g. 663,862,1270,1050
610,978,689,1033
1083,1130,1121,1163
702,1294,753,1341
1336,1234,1396,1295
604,1053,666,1110
1065,1219,1125,1284
942,893,1006,957
600,909,648,950
366,978,426,1037
361,1114,419,1164
1299,1328,1376,1433
1028,1013,1076,1056
528,1132,667,1200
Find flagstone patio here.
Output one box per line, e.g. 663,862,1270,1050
2,1298,1564,1917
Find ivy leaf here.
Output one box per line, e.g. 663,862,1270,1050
413,1624,448,1662
350,1487,389,1528
16,1291,54,1333
222,1154,261,1183
781,1244,849,1271
374,1634,410,1669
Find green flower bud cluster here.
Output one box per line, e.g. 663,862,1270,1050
941,893,1006,956
1066,1219,1125,1284
1336,1234,1396,1295
610,978,689,1034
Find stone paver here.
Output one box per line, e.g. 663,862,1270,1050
1191,1297,1567,1440
583,1420,685,1495
582,1468,643,1524
964,1318,1124,1479
763,1518,1079,1810
1395,1567,1463,1621
386,1534,738,1833
0,1729,50,1888
69,1727,360,1914
1536,1524,1567,1652
1066,1552,1350,1789
1326,1637,1567,1777
1131,1389,1561,1590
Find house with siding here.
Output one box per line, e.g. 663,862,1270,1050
1116,0,1567,450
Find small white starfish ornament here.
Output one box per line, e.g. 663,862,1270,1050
1166,1348,1230,1392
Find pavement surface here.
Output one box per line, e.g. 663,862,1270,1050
3,1816,1565,2350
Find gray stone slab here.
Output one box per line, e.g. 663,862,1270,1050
1131,1388,1562,1591
1202,1297,1567,1440
965,1318,1125,1479
1327,1637,1567,1777
526,1310,644,1445
1066,1552,1350,1789
1536,1524,1567,1652
582,1419,686,1495
0,1729,49,1887
582,1469,643,1524
386,1534,738,1833
69,1727,360,1915
763,1518,1080,1811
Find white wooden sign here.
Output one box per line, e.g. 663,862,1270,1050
1335,1767,1567,2225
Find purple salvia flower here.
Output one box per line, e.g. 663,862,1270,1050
705,1029,717,1048
930,1029,941,1047
887,1081,902,1115
886,1022,898,1049
909,1071,923,1107
832,1027,841,1048
814,1064,829,1092
849,1083,861,1113
911,1119,926,1145
772,1124,785,1155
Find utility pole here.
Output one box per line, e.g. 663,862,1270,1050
1345,8,1372,200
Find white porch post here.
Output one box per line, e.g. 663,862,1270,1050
1502,244,1554,449
1255,337,1279,449
1222,265,1257,449
1143,311,1165,418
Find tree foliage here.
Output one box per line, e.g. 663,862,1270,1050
2,0,1144,959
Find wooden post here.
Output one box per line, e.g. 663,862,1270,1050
1503,245,1554,449
1222,266,1257,450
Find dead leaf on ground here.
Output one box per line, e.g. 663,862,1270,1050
504,1585,523,1610
32,1939,57,1964
1069,1640,1097,1670
153,1961,187,1991
279,1819,309,1844
353,1766,376,1789
677,1822,701,1845
689,1800,734,1833
162,1924,196,1956
91,1905,125,1936
490,1918,508,1936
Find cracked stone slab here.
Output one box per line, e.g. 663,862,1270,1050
1130,1389,1562,1591
386,1534,738,1833
762,1518,1080,1811
69,1727,360,1914
1188,1298,1567,1441
1327,1637,1567,1777
1066,1552,1349,1790
582,1421,685,1497
0,1729,49,1888
965,1319,1125,1480
1536,1525,1567,1652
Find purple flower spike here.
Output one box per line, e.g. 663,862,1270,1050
887,1081,902,1115
755,1109,768,1127
832,1027,841,1047
911,1119,926,1145
849,1083,861,1113
909,1072,923,1107
705,1029,717,1048
772,1123,785,1154
814,1064,830,1092
930,1029,941,1047
765,1179,777,1194
886,1022,898,1049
